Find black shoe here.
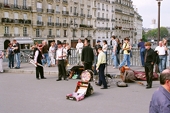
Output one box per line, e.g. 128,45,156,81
15,67,20,69
101,87,108,89
41,77,46,79
146,86,151,89
64,78,68,81
95,83,101,86
56,79,62,81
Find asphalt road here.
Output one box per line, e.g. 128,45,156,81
0,73,160,113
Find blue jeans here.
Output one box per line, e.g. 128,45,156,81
158,55,166,73
112,52,117,67
140,48,145,66
119,54,130,68
15,53,20,68
42,53,50,67
8,55,14,68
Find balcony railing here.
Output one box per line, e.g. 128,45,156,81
47,22,54,26
1,3,32,11
62,0,68,4
37,8,43,12
37,21,44,26
47,35,55,38
36,35,42,37
105,27,110,30
22,6,32,11
63,23,69,27
80,14,85,17
14,34,20,37
73,13,78,16
23,34,29,37
79,24,93,28
1,18,31,24
4,34,12,37
56,11,60,14
62,11,69,15
105,18,109,21
47,9,54,13
56,35,60,37
115,9,122,13
56,0,60,3
55,23,61,27
111,19,115,22
87,15,92,18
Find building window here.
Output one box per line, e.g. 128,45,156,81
81,30,83,37
37,15,42,21
56,17,59,23
102,4,104,10
63,18,66,23
102,13,104,18
98,12,100,17
81,8,83,14
48,4,52,9
14,0,18,6
87,9,90,15
81,19,83,24
70,7,72,13
88,30,90,36
5,26,9,34
36,29,40,37
64,30,67,37
56,5,60,12
23,27,27,35
14,13,18,19
23,14,27,20
49,29,52,36
23,0,26,7
88,21,90,25
4,12,9,18
73,30,76,37
94,1,96,7
37,2,42,8
48,16,52,22
14,27,18,34
98,3,100,8
74,7,77,13
56,29,60,37
4,0,9,5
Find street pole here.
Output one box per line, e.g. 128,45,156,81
157,0,162,45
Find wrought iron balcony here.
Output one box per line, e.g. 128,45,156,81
14,34,20,37
62,11,69,15
11,4,21,10
55,23,61,27
47,9,54,13
62,0,68,4
37,8,43,13
47,22,54,26
56,11,60,14
23,34,29,37
4,34,12,37
111,19,115,22
105,27,110,30
73,13,78,16
36,35,42,37
22,6,32,11
115,9,122,13
80,14,85,17
47,35,55,38
63,23,69,27
87,15,92,18
37,21,44,26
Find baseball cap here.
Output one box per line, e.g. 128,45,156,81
97,40,101,43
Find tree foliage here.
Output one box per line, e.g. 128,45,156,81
146,27,169,39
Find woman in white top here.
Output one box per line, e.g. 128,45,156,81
102,40,108,61
49,42,56,66
0,50,4,72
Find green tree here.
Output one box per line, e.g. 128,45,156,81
146,27,169,40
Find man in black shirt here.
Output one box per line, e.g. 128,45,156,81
13,39,20,69
81,38,94,70
144,42,155,89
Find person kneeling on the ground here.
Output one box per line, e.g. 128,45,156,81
96,46,107,89
149,69,170,113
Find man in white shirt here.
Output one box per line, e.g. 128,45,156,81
56,41,68,81
155,41,167,73
76,39,84,65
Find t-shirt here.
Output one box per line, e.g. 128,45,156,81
123,43,130,54
155,46,166,55
112,40,117,50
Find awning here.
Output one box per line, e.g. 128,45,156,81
14,37,34,44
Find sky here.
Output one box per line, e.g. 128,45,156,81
132,0,170,28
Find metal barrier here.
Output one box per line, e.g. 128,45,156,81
3,48,170,67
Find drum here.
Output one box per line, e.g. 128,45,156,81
81,70,94,82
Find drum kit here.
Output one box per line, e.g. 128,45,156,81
66,70,94,101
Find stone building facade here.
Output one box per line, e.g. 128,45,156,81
0,0,142,50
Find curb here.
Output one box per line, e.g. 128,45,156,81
4,69,58,75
